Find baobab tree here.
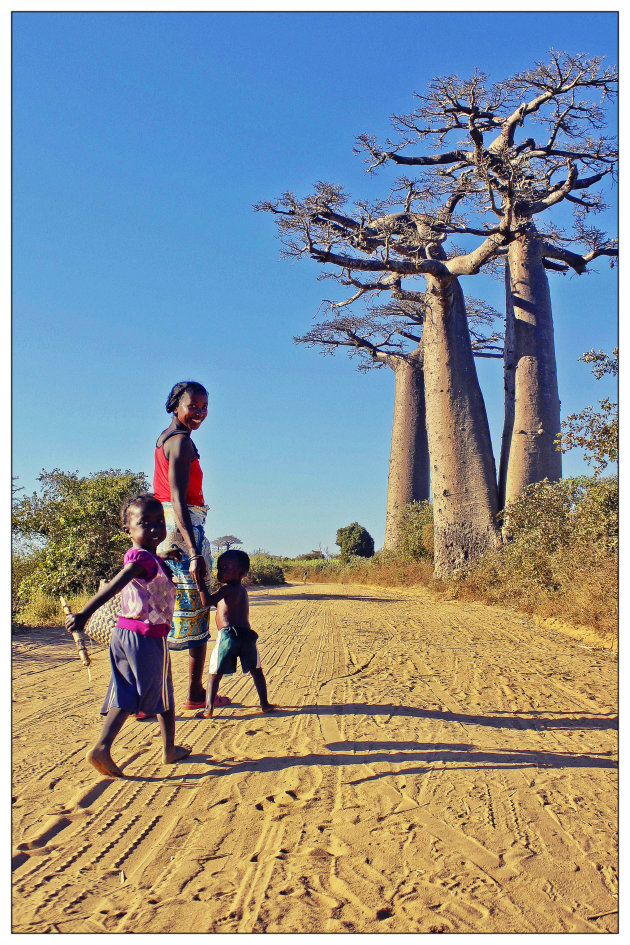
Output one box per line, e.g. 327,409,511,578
257,182,513,576
297,297,502,548
212,535,243,555
357,50,618,506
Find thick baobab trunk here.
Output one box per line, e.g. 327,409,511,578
383,353,430,549
498,233,562,509
423,276,501,577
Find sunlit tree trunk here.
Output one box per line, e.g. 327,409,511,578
383,351,430,549
423,276,501,577
498,230,562,509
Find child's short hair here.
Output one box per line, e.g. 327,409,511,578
165,381,208,414
120,493,163,528
218,549,250,573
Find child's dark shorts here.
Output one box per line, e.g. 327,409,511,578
101,627,174,716
208,626,261,675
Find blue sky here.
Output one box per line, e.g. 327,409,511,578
12,10,618,557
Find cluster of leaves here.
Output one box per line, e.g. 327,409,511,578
336,523,375,561
556,349,618,476
12,468,150,609
394,500,434,561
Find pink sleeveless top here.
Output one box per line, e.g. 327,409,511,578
116,548,176,638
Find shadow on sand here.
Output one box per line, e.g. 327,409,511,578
250,590,398,605
219,702,617,732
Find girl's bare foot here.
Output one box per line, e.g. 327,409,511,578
261,704,277,713
163,744,192,764
87,746,124,778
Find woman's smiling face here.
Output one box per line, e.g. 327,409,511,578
176,390,208,431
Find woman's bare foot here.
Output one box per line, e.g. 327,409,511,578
163,744,192,764
87,746,124,778
261,704,277,713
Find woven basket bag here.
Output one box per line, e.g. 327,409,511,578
84,583,121,647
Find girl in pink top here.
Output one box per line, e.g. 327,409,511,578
64,494,191,779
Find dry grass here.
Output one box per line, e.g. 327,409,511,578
444,547,617,644
15,589,91,629
285,557,435,589
286,547,617,646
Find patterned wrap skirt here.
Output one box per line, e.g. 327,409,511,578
158,502,214,651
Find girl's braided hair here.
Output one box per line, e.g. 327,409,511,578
120,493,163,529
165,381,208,414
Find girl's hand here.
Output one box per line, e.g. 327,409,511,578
65,612,87,635
157,545,183,562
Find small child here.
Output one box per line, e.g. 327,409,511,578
65,493,191,778
198,549,276,718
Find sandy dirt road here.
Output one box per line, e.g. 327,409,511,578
12,582,618,934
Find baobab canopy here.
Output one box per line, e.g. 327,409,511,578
257,51,617,576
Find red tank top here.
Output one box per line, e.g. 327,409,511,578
153,432,204,506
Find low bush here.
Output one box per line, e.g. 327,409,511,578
245,554,285,586
449,476,618,639
395,500,434,561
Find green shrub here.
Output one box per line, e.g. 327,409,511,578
13,468,150,607
501,475,618,560
395,500,434,560
336,523,375,561
246,554,285,586
451,475,618,637
11,549,42,619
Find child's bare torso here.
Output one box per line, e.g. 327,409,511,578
215,582,250,630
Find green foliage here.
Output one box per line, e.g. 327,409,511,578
556,348,618,476
501,476,618,562
246,554,285,586
395,500,434,560
12,467,150,606
451,476,619,637
11,548,44,619
335,522,375,561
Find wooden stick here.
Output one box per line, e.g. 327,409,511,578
60,596,91,670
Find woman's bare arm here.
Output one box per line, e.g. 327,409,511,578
165,434,207,588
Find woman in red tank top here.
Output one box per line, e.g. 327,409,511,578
154,381,213,709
